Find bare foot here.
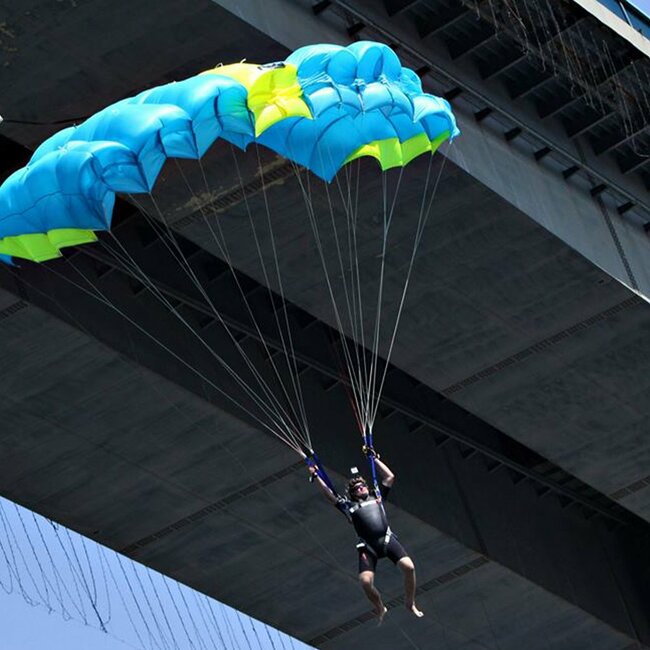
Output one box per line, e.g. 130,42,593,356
375,605,388,625
406,602,424,618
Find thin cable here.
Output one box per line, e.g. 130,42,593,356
366,167,405,429
94,544,113,628
181,156,310,449
202,596,231,649
119,305,352,577
105,218,303,452
219,150,311,436
331,162,373,420
252,146,313,444
49,521,90,623
321,164,369,426
13,504,53,611
31,513,74,620
116,552,158,650
161,573,198,650
17,261,352,589
235,610,256,649
290,164,368,423
63,527,107,632
41,260,303,455
146,570,180,650
174,579,209,650
80,535,102,622
0,501,38,606
370,147,451,428
138,189,305,441
399,626,422,650
246,613,265,649
101,546,147,649
219,603,242,650
192,590,222,650
107,202,304,451
262,622,279,650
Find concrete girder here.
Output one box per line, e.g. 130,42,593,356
69,209,632,526
3,211,650,645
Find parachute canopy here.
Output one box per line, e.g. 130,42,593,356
0,42,459,264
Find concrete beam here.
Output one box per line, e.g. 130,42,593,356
4,210,650,644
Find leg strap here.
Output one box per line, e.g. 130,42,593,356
382,527,393,554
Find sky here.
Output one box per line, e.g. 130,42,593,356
1,594,131,650
626,0,650,15
0,497,311,650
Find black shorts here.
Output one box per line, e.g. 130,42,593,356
357,536,408,573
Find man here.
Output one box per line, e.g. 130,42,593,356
308,452,423,622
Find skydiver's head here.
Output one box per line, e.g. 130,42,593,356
347,476,370,501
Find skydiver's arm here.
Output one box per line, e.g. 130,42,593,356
308,465,339,504
374,457,395,488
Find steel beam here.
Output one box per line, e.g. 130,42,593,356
510,71,556,100
480,48,527,80
622,154,650,176
594,125,649,157
418,4,469,39
448,28,497,60
312,0,332,14
566,110,615,139
382,0,420,16
538,55,642,120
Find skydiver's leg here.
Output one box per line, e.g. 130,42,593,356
359,571,387,622
387,537,424,618
397,556,423,617
358,549,386,622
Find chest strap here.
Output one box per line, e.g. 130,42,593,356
356,526,393,556
348,494,382,515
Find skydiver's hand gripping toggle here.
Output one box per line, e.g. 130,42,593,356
362,445,380,460
303,448,319,483
302,447,340,498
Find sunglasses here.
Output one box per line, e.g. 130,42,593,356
352,483,367,492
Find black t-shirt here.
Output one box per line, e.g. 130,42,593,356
336,485,391,548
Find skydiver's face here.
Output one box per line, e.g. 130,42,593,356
352,483,369,500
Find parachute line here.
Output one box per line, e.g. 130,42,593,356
101,226,301,449
366,167,405,432
133,193,306,448
96,199,306,452
253,145,312,444
37,261,304,455
290,165,368,425
369,145,451,429
179,155,311,443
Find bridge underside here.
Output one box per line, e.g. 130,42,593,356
1,1,650,648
